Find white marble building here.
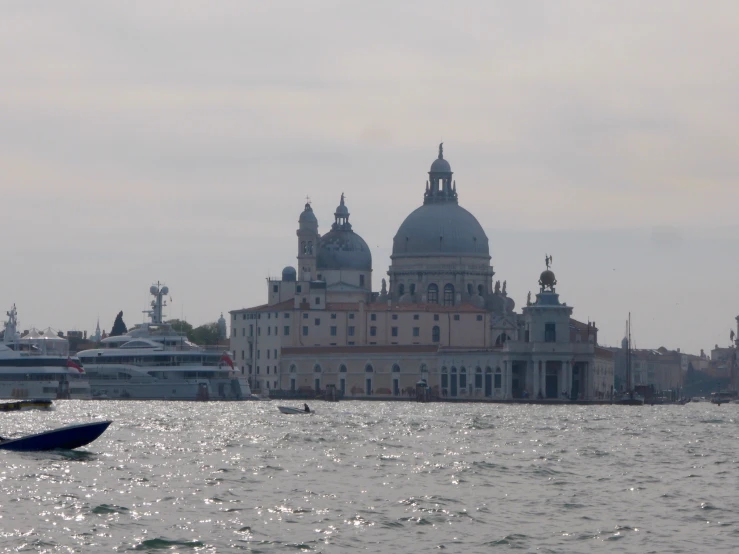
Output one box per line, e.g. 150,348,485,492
230,146,613,400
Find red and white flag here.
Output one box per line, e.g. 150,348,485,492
220,353,235,370
66,357,85,373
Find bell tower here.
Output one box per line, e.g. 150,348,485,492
424,142,457,204
297,201,319,281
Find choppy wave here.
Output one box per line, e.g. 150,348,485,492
0,401,736,552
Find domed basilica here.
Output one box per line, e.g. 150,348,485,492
230,146,614,402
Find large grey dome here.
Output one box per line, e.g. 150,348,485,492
430,157,451,173
317,230,372,270
392,202,490,258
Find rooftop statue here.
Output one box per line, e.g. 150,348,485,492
527,291,532,306
502,280,507,296
494,280,501,294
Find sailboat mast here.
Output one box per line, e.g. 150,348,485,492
627,313,632,392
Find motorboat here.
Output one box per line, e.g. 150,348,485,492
0,305,91,400
0,420,111,451
278,405,313,414
77,283,251,401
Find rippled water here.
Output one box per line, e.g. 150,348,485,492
0,401,737,552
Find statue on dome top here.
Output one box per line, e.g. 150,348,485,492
502,280,507,296
438,142,444,159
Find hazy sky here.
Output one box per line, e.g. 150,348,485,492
3,1,738,355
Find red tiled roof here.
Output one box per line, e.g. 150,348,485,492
594,347,614,359
282,345,439,355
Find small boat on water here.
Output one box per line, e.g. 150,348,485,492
0,421,112,451
278,405,313,415
0,399,53,412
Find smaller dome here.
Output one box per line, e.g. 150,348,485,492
430,157,451,173
299,203,318,228
539,269,556,288
335,193,349,217
282,266,297,282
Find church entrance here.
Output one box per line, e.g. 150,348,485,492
366,378,372,396
571,364,582,400
484,370,492,397
450,372,458,397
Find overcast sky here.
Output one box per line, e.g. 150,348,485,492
2,1,738,354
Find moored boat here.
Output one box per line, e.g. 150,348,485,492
77,283,251,401
0,305,91,400
0,399,53,412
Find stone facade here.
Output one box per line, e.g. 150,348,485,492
230,146,610,400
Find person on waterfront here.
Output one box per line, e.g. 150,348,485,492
304,403,310,413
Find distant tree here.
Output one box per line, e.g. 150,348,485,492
167,319,193,338
110,311,128,336
191,322,221,346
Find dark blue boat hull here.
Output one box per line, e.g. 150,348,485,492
0,421,112,451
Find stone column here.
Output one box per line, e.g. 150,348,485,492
539,360,545,398
564,361,571,399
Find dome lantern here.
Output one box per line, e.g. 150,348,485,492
424,143,457,205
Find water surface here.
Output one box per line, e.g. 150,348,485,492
0,401,736,552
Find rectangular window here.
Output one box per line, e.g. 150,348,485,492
392,314,398,320
453,315,460,321
257,327,261,336
525,330,530,342
413,327,420,337
284,326,290,336
349,313,355,319
274,326,278,335
360,274,365,287
413,314,419,320
370,313,376,321
243,314,246,320
242,328,245,337
249,324,253,336
267,350,270,359
303,313,308,319
315,297,320,305
267,327,271,335
330,326,337,336
284,313,290,318
476,315,483,321
545,323,556,342
257,350,260,359
348,326,355,336
302,326,308,336
391,327,398,337
233,328,236,337
331,313,337,319
274,349,277,358
296,285,302,293
267,313,271,319
267,366,270,374
241,350,244,360
314,318,320,326
370,326,377,336
256,366,260,374
434,314,439,321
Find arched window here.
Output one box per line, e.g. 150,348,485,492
339,364,347,373
420,363,428,374
307,241,313,254
495,333,511,346
392,364,401,373
475,367,482,389
467,284,473,295
485,366,492,374
427,284,439,304
478,284,484,296
432,326,440,343
443,284,455,306
410,284,416,295
451,366,457,374
460,367,467,388
365,364,374,373
301,241,307,254
289,364,297,374
314,364,322,373
398,284,405,296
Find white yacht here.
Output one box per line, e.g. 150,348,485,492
0,305,91,400
77,283,252,401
